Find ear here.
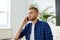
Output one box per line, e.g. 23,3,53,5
37,13,38,17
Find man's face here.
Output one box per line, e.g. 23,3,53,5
28,9,38,21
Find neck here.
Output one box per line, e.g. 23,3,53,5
32,18,37,24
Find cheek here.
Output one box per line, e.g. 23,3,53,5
33,14,37,17
31,14,35,17
31,14,36,19
29,13,37,18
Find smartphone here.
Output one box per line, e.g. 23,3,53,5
27,17,29,20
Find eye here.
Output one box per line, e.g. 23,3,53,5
29,12,33,14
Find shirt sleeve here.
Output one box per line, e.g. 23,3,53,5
18,24,28,39
44,22,53,40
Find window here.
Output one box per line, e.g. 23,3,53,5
0,0,10,29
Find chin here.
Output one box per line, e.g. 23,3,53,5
29,19,32,21
29,18,35,21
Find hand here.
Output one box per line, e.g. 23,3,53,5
22,16,29,26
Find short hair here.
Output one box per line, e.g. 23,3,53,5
29,7,38,12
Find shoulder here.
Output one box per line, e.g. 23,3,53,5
38,20,50,27
38,20,47,25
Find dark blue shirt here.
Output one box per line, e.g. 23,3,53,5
19,19,53,40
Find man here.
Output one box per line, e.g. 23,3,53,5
14,7,53,40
